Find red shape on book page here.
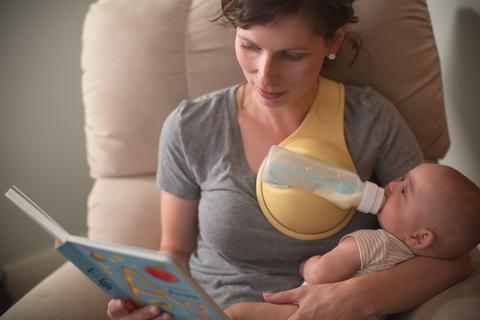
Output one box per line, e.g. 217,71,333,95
144,265,178,283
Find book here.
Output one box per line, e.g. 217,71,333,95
5,186,229,320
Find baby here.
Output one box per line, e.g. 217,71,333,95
225,163,480,320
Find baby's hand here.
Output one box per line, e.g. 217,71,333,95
107,299,171,320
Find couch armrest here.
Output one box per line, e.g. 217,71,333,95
391,247,480,320
0,262,109,320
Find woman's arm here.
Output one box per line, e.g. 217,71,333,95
107,191,198,320
106,190,198,320
264,254,471,319
159,190,199,269
357,254,471,316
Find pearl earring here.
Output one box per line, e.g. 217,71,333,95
327,53,336,60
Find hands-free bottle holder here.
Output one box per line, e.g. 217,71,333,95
256,77,365,240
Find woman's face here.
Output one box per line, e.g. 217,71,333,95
235,14,338,107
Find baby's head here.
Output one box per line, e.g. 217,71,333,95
378,163,480,259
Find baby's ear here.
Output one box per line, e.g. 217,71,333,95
406,228,435,250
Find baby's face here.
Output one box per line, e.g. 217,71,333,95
377,164,438,241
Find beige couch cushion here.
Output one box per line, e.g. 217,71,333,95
87,176,160,248
82,0,448,179
82,0,192,178
323,0,448,160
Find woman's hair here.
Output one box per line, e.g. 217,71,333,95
219,0,357,38
216,0,361,62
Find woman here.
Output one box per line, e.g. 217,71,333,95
108,1,469,319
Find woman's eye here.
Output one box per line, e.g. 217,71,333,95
240,43,259,51
282,52,305,61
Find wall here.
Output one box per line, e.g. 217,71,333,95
427,0,480,185
0,0,95,301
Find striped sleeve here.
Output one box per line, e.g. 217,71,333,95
342,229,414,276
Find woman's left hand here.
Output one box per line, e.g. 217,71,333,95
263,280,368,320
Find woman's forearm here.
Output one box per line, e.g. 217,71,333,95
159,191,199,269
351,253,471,316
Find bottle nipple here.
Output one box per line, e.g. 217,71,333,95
357,181,385,214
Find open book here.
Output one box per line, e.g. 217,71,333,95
5,186,229,320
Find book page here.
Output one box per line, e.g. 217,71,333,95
5,186,69,242
63,236,228,320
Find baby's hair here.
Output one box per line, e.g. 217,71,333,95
427,165,480,258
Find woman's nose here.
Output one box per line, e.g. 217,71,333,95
257,54,277,85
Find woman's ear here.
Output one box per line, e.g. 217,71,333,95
406,228,435,250
328,26,348,56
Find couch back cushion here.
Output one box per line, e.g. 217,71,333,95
82,0,448,179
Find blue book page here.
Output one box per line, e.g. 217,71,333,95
58,240,227,320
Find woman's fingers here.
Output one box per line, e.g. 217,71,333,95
107,299,130,319
127,305,162,320
107,299,169,320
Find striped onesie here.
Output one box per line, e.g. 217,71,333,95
342,229,415,320
343,229,414,276
301,229,414,287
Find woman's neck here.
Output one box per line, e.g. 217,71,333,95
239,81,318,136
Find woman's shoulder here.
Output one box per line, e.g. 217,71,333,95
192,85,239,104
178,85,237,115
162,86,237,139
344,84,398,118
164,85,238,129
342,84,422,185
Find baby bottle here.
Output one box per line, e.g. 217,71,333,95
260,145,385,214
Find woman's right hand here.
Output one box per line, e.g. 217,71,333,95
107,299,171,320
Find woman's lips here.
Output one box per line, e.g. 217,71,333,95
257,87,286,100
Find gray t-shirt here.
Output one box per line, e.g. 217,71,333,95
156,84,422,308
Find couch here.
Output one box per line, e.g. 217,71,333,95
2,0,479,319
